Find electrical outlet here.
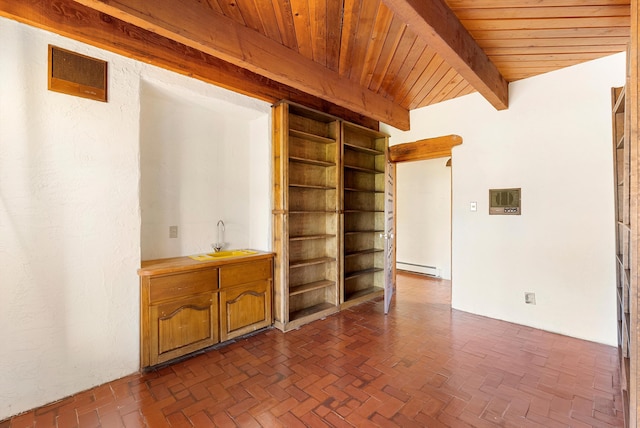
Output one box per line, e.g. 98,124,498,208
470,201,477,212
169,225,178,238
524,292,536,305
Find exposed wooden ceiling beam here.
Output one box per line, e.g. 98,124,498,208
382,0,509,111
69,0,411,130
0,0,378,130
389,135,463,163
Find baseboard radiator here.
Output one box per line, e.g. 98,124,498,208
396,261,439,277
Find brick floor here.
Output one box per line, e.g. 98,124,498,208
0,272,623,427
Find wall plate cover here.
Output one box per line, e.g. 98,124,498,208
524,292,536,305
489,188,521,215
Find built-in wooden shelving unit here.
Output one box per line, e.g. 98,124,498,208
273,101,389,331
612,83,631,426
341,123,387,308
273,102,340,331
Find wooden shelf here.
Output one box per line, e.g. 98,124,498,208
289,129,336,145
289,156,336,167
290,210,336,214
344,267,384,280
344,209,384,213
344,187,384,193
345,248,383,258
290,257,336,268
344,164,383,174
344,286,384,302
344,230,384,235
290,280,335,296
289,183,336,190
289,302,336,322
289,234,335,241
344,142,384,155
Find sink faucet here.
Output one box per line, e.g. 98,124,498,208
212,220,225,252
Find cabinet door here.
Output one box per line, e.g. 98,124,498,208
220,280,272,341
149,293,218,365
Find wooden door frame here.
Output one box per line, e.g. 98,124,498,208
388,134,462,284
389,135,462,163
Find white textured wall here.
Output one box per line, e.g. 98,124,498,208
0,19,142,419
139,80,270,260
249,114,273,251
383,53,625,345
396,159,452,279
0,17,271,420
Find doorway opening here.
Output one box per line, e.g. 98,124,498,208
396,158,452,281
388,135,461,308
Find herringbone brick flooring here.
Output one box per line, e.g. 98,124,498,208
1,273,623,427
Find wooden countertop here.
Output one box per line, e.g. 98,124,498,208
138,250,274,276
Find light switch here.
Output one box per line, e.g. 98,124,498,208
169,225,178,238
470,201,477,212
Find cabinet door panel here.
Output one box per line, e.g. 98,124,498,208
150,293,218,364
220,281,272,341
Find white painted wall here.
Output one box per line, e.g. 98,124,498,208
0,17,270,420
140,80,270,260
396,159,452,279
383,53,625,345
248,114,273,250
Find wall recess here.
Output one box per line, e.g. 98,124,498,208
48,45,107,102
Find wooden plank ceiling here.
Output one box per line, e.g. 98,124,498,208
0,0,631,130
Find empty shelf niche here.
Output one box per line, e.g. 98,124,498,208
343,190,384,212
289,258,338,322
289,187,337,213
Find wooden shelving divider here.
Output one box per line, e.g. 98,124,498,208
273,101,390,331
612,84,631,426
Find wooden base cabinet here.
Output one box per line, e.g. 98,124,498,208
139,253,274,368
141,268,219,367
219,259,273,341
273,101,390,331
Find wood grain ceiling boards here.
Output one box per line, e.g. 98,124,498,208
0,0,631,129
195,0,630,110
448,0,631,81
198,0,485,110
